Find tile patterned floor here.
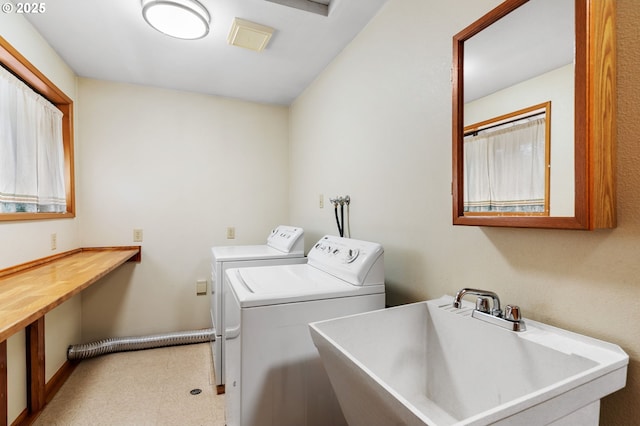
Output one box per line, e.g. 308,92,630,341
34,343,225,425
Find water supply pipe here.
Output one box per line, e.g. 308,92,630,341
67,328,215,360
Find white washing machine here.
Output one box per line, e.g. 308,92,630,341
224,235,385,426
210,225,305,393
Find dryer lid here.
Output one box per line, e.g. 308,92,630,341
211,244,303,262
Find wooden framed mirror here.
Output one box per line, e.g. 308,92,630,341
452,0,616,229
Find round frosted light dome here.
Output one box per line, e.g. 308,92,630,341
142,0,210,40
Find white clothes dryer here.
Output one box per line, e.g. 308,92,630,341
210,225,305,393
224,235,385,426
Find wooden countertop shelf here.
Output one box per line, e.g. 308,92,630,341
0,246,141,425
0,246,141,343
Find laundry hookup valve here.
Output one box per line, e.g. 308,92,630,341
329,195,351,238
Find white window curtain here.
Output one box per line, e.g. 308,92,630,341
464,118,546,213
0,66,66,213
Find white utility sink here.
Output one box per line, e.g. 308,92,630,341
309,296,628,425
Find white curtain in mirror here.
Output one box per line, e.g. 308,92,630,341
0,66,66,213
464,118,545,212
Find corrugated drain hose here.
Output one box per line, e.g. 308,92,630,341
67,328,214,361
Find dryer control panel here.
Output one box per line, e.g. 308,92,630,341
308,235,384,286
266,225,305,254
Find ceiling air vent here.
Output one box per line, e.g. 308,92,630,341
227,18,275,52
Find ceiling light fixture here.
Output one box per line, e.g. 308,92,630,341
142,0,211,40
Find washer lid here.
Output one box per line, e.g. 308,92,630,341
239,264,343,293
228,264,384,307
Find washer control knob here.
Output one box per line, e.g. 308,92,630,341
342,248,359,263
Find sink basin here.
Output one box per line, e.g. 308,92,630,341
309,296,628,426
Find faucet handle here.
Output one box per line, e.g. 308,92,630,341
475,297,491,313
504,305,522,322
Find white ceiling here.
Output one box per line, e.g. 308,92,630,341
23,0,388,105
464,0,574,102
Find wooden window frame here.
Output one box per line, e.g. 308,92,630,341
0,36,75,221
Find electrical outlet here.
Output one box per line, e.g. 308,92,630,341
50,233,57,250
319,193,324,208
133,228,143,242
196,279,207,296
226,227,235,239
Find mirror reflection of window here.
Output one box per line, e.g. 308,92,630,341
463,103,550,216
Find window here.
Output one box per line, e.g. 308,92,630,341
0,36,75,221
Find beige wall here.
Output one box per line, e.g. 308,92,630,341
76,79,290,340
289,0,640,424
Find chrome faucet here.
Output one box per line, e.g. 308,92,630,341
452,287,526,332
453,288,502,316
